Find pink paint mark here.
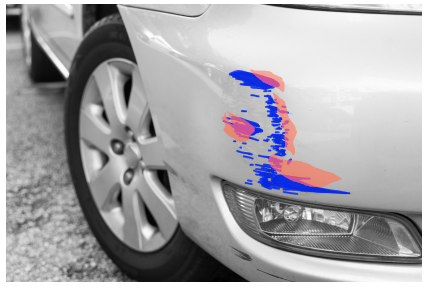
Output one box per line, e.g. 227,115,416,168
251,70,285,92
222,112,255,142
273,92,296,156
268,155,342,187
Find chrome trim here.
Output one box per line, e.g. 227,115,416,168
29,20,70,79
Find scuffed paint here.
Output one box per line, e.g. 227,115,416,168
251,70,285,92
273,92,296,156
221,112,255,142
229,70,274,92
221,70,349,195
268,155,342,188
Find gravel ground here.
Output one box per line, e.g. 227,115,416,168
6,16,244,282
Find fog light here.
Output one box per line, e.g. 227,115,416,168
282,205,302,222
223,182,421,263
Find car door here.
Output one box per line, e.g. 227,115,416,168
28,4,83,71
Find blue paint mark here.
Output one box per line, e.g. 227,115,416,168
250,94,260,98
283,191,299,195
243,119,263,136
258,155,270,159
262,94,286,157
249,164,254,166
253,163,349,194
242,142,247,145
246,179,253,182
268,149,272,152
241,110,247,112
249,137,259,141
233,140,236,142
244,182,253,185
229,70,275,92
236,150,253,155
243,156,254,160
239,146,242,149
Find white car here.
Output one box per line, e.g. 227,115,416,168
21,4,422,281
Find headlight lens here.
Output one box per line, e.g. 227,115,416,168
223,182,421,263
279,4,422,15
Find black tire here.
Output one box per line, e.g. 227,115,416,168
64,14,222,281
20,10,64,82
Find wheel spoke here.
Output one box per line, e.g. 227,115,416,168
126,67,150,135
80,107,111,153
139,138,165,170
93,62,128,134
141,230,165,251
88,159,122,209
121,186,144,249
134,172,177,240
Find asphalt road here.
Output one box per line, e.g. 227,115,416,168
6,16,244,282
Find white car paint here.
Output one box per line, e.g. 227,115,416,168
119,4,421,281
118,4,421,213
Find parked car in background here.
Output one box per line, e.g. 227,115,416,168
21,4,422,281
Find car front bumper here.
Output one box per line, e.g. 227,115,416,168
119,4,421,281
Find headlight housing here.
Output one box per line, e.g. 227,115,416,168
223,182,421,263
275,4,422,15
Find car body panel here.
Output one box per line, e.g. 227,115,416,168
119,4,421,212
118,4,421,281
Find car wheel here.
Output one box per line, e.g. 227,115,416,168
64,14,222,281
20,5,63,82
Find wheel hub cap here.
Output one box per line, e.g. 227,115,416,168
124,142,141,168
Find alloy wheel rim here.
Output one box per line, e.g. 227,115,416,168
79,59,177,252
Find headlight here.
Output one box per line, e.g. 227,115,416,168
223,182,422,263
276,4,422,15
